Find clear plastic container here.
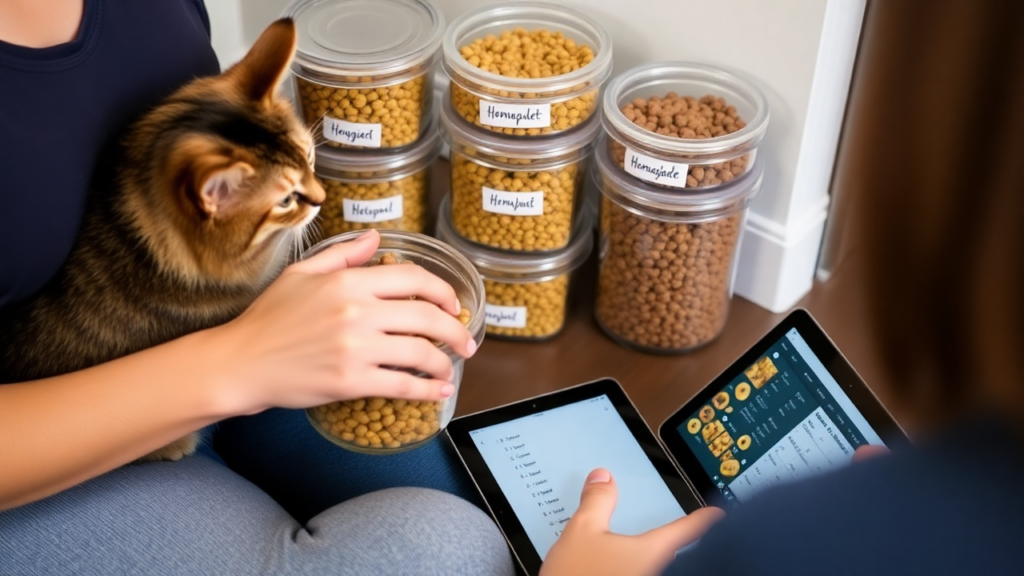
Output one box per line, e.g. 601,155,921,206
601,62,768,190
314,118,441,237
286,0,444,149
439,89,600,252
436,195,592,341
593,134,763,354
304,230,485,453
441,2,613,137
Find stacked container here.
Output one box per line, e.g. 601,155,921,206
286,0,446,236
437,2,613,338
594,62,769,353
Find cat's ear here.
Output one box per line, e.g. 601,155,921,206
226,18,297,107
198,162,255,217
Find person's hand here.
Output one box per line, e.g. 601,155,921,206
207,229,477,415
540,469,725,576
852,444,889,463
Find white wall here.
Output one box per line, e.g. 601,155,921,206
206,0,863,312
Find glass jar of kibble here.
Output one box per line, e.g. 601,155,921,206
602,62,769,190
286,0,444,149
436,195,592,341
441,2,613,137
439,90,599,252
593,134,763,354
303,231,485,453
313,120,441,237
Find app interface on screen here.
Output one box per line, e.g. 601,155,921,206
676,328,885,504
471,395,686,560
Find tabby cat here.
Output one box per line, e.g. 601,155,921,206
0,19,324,461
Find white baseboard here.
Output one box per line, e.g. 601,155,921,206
733,195,829,313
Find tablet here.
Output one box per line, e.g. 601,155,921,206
446,379,703,576
659,309,909,509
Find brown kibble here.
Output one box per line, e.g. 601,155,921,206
315,170,428,238
595,196,742,351
612,92,750,189
483,274,570,339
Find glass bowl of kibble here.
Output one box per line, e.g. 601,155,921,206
593,134,763,354
441,2,613,137
302,230,486,454
436,195,593,341
286,0,444,149
312,117,441,238
601,62,769,190
438,90,600,252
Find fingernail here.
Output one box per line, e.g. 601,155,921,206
454,298,462,315
440,383,455,398
466,338,477,357
587,469,611,483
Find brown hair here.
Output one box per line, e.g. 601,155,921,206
850,1,1024,425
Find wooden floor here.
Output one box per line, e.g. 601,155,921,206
431,163,914,436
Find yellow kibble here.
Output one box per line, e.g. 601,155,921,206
449,154,582,251
295,74,427,148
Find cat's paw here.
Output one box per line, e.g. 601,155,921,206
138,433,199,462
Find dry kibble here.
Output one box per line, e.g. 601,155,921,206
595,197,742,351
315,171,428,238
453,28,598,135
308,252,472,451
612,94,750,188
450,154,581,251
484,274,569,339
296,76,427,148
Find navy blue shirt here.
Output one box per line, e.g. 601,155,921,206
666,422,1024,576
0,0,220,307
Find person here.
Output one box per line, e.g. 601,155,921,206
540,1,1024,574
0,1,514,574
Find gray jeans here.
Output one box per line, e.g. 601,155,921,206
0,455,514,575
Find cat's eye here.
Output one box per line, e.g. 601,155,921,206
278,193,297,208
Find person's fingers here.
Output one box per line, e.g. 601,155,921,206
342,264,461,315
360,367,455,402
370,300,475,357
293,229,380,274
566,469,618,534
852,444,889,463
642,506,726,551
370,334,455,381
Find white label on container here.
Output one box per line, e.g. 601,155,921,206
485,304,528,329
323,116,383,148
482,188,544,216
624,148,690,188
479,101,552,129
342,196,403,223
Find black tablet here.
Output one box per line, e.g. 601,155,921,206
659,309,909,509
446,379,703,576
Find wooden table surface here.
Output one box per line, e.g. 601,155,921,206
428,162,912,434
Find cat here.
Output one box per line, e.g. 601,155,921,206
0,19,324,462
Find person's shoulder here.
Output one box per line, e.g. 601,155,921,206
667,445,1024,576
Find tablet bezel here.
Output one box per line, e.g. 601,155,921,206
658,308,910,509
446,378,704,576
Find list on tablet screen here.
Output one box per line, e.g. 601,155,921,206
470,394,686,559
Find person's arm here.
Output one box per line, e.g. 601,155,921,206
0,230,476,510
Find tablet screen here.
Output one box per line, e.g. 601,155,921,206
672,327,885,504
468,394,686,560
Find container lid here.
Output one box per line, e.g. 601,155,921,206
314,117,441,180
602,62,769,158
436,195,593,279
593,133,763,221
286,0,444,79
442,2,613,96
439,88,601,162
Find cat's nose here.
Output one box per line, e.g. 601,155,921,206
296,192,322,207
